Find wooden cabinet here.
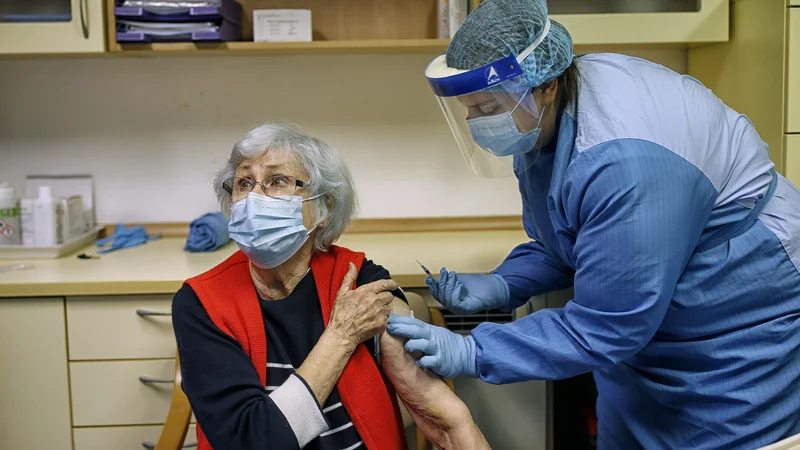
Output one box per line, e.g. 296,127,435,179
73,424,196,450
786,135,800,186
688,0,798,176
787,8,800,133
0,0,105,54
0,298,72,450
70,359,177,426
66,295,196,447
66,295,176,360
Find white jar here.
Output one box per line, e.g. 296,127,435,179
32,186,63,246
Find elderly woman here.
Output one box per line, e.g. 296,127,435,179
172,123,489,450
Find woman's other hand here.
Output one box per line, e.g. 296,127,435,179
328,262,399,349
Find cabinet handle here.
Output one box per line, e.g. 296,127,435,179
139,376,174,384
79,0,89,39
141,441,198,449
136,309,172,317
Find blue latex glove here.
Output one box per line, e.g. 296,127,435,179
387,315,479,379
427,268,511,315
96,224,161,254
184,212,230,252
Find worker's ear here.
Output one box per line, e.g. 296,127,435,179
537,78,559,106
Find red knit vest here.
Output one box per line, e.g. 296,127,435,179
184,246,407,450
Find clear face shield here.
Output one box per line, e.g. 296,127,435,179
426,20,551,178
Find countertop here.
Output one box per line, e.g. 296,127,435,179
0,230,529,298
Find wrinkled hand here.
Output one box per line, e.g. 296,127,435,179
387,315,478,379
328,263,399,349
427,269,510,315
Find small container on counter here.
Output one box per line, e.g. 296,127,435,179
20,198,35,246
0,183,22,246
32,186,63,246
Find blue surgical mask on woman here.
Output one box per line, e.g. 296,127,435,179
468,101,546,157
228,192,324,269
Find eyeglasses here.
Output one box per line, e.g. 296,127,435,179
223,175,306,200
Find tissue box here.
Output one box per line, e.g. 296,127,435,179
253,9,312,43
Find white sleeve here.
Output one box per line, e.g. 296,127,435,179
268,373,330,448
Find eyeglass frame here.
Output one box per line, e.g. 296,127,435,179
223,175,308,200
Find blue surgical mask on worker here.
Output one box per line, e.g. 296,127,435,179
468,99,546,157
228,192,324,269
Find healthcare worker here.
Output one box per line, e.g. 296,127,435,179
386,0,800,448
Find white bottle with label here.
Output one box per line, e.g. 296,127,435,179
0,182,22,246
32,186,63,246
20,198,35,246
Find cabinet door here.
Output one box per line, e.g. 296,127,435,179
0,0,105,54
0,298,72,450
67,295,177,361
788,8,800,132
786,135,800,186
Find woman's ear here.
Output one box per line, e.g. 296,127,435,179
321,195,335,228
537,78,559,107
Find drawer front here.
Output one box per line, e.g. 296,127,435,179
74,424,197,450
787,135,800,185
71,359,176,426
67,295,176,360
788,8,800,132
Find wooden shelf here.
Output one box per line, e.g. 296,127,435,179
112,38,449,57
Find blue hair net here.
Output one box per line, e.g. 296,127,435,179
446,0,574,88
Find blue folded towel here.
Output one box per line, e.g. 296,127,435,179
96,224,162,254
184,212,230,252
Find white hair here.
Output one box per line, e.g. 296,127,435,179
214,123,358,252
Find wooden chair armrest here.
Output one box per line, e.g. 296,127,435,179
154,352,193,450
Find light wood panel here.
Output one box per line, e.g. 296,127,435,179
786,135,800,186
109,38,449,56
0,298,72,450
687,0,788,173
239,0,438,41
0,0,105,54
71,359,176,426
103,215,524,239
67,295,176,360
74,424,197,450
787,8,800,132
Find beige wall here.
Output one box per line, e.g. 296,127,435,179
0,49,686,223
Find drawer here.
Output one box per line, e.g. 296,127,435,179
71,359,176,426
787,135,800,185
67,295,176,360
791,1,800,7
788,8,800,132
74,424,197,450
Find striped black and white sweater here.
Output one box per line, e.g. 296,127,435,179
172,259,405,450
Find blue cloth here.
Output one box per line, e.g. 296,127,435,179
184,212,230,253
387,315,479,379
426,270,511,314
475,53,800,449
96,224,161,254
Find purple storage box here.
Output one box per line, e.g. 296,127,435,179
116,18,241,42
114,0,241,23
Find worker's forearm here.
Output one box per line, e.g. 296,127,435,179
380,328,490,450
296,329,356,406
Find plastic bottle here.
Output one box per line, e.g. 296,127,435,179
32,186,63,246
0,182,22,246
20,198,35,246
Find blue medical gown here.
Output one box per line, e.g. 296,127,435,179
471,53,800,449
